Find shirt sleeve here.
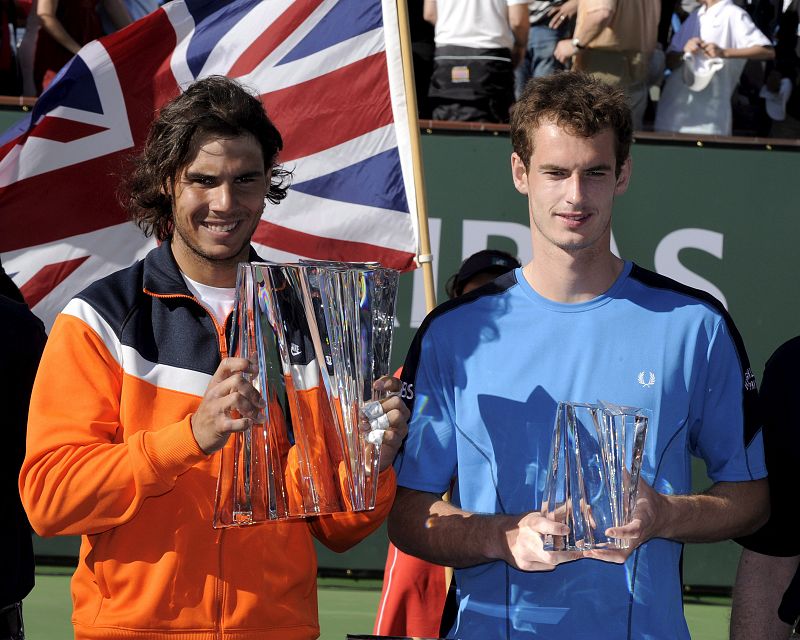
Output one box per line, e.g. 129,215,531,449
394,320,458,495
308,466,397,552
688,315,766,483
730,7,772,48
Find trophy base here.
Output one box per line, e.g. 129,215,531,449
543,535,632,552
232,511,254,525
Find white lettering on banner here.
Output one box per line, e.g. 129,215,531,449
407,224,728,330
411,217,442,328
461,220,532,264
654,228,728,309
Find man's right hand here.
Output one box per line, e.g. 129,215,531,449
493,512,583,571
554,39,577,66
191,356,265,455
684,37,705,55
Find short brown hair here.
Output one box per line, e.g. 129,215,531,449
123,75,291,241
510,72,633,175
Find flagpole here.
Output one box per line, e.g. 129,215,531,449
395,0,436,314
395,0,454,611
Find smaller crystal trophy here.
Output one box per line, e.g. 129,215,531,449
541,400,649,551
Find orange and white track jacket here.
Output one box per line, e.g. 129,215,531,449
20,242,396,640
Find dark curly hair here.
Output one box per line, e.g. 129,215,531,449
510,72,633,176
123,75,291,241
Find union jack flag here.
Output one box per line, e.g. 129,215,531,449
0,0,420,329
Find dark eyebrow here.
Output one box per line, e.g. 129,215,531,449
537,163,613,172
184,169,265,180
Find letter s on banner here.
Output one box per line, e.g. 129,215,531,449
654,228,728,309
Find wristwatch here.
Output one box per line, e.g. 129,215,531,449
571,37,585,51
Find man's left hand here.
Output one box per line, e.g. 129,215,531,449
585,478,667,563
372,376,410,472
547,0,577,29
702,41,727,59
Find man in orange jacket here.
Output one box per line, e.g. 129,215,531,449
20,75,409,640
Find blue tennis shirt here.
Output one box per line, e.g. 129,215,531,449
396,263,765,640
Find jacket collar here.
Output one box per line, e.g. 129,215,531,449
142,241,263,296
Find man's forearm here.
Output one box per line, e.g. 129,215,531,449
573,8,612,48
659,480,769,543
423,0,436,25
731,549,800,640
388,487,509,567
724,45,775,61
555,7,612,62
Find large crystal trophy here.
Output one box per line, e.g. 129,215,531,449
212,261,399,527
541,401,649,550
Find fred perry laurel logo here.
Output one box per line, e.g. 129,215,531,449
638,371,656,388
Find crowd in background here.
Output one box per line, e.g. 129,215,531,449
0,0,798,138
0,0,159,97
413,0,800,138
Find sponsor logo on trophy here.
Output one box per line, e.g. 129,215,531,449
213,261,399,527
541,401,650,550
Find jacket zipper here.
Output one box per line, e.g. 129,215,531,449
216,528,224,640
144,289,231,635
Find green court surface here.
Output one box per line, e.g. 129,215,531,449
23,568,731,639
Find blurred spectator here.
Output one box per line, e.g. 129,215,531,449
748,0,783,35
554,0,660,129
0,260,46,640
100,0,158,35
0,0,20,95
659,0,679,49
654,0,774,136
759,67,794,134
515,0,577,96
424,0,529,123
18,0,131,95
409,0,435,119
760,0,800,137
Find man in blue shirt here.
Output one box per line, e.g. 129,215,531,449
388,71,768,639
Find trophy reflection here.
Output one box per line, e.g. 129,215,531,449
213,261,399,527
541,401,649,550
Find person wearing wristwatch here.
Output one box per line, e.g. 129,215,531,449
514,0,578,97
553,0,660,129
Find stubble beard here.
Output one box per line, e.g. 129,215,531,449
533,205,613,255
173,221,255,272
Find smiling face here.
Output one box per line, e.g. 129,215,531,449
511,120,631,260
169,132,269,287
